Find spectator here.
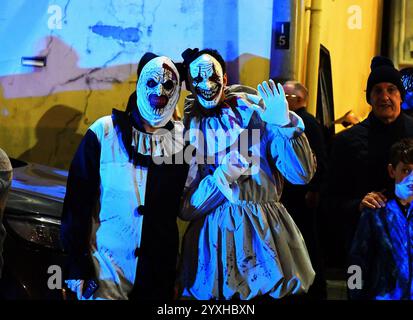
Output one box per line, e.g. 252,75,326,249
327,56,413,268
348,138,413,300
281,80,328,299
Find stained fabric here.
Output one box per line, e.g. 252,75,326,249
61,109,188,300
179,85,316,300
61,129,101,281
348,199,413,300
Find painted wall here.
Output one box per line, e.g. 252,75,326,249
0,0,274,169
318,0,383,131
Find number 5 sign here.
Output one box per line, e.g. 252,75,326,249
274,22,290,50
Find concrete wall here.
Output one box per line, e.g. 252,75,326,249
0,0,274,169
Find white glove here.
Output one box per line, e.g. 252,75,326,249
249,80,290,126
65,279,84,300
213,150,250,203
216,150,250,184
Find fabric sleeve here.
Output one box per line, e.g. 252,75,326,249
61,129,101,280
347,210,375,300
179,157,227,221
267,111,316,185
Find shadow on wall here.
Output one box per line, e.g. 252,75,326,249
1,35,136,101
0,35,137,169
19,105,83,170
1,35,269,169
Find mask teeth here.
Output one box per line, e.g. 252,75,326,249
199,86,219,99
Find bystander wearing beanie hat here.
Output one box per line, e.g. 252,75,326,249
366,56,406,104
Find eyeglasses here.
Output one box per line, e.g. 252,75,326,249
285,94,302,99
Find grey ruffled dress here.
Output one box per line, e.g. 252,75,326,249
179,85,316,300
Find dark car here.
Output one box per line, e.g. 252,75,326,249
0,158,69,299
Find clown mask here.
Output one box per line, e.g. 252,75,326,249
137,56,180,128
189,54,225,109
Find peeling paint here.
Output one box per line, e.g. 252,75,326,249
62,0,71,25
90,24,142,43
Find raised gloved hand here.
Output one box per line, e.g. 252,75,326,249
248,79,290,126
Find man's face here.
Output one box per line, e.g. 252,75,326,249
188,54,225,109
389,162,413,203
283,83,303,111
370,82,402,124
136,56,180,127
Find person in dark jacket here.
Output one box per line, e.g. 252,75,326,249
61,52,189,300
327,56,413,268
281,80,328,299
348,138,413,300
0,148,12,279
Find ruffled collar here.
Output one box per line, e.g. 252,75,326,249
131,122,185,157
112,109,184,162
185,85,261,155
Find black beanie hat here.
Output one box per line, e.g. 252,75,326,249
366,56,405,104
136,52,159,79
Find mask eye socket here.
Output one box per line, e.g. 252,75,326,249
193,75,203,84
209,73,220,83
147,79,157,88
163,80,174,90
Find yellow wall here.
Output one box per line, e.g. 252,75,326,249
239,54,270,89
318,0,382,132
0,73,195,170
0,60,269,171
0,75,135,169
0,1,275,170
0,0,385,169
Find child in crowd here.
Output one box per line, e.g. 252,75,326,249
348,138,413,300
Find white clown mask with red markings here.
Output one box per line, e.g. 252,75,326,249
189,54,224,109
136,56,180,127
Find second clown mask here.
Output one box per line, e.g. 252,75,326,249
137,56,180,128
189,54,225,109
